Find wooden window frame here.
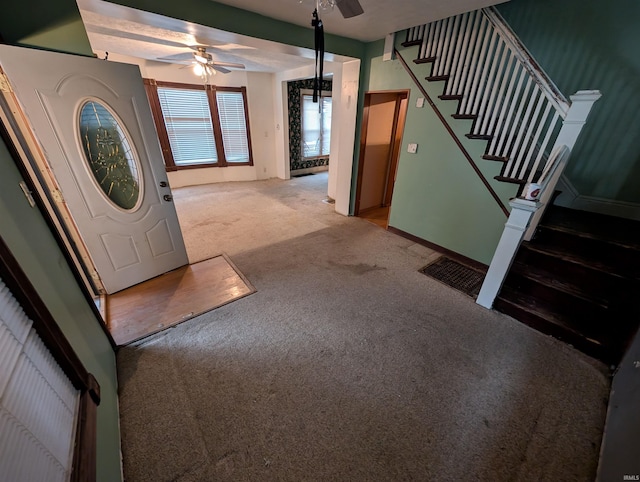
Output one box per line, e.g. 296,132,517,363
0,235,100,482
144,79,253,171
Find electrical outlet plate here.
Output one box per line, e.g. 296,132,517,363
407,143,418,154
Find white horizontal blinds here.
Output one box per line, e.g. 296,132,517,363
301,94,332,158
321,96,332,156
0,278,79,482
216,91,250,163
157,87,218,165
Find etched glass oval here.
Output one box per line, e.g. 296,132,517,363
78,101,141,210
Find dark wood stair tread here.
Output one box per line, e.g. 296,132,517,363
452,113,476,120
494,176,525,185
426,75,449,82
414,57,436,64
508,259,609,309
483,154,509,162
540,206,640,250
495,288,613,349
439,94,462,101
520,242,639,281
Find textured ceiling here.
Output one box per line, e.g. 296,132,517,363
212,0,509,42
77,0,509,73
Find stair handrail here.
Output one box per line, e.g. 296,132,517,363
481,7,571,119
394,47,510,217
400,9,602,309
535,144,570,195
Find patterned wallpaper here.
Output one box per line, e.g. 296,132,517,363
288,79,332,171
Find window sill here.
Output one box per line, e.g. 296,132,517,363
165,162,253,171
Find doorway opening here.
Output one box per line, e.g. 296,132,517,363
354,90,409,229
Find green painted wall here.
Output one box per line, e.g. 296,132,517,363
361,38,518,265
0,0,92,55
0,138,122,481
497,0,640,203
113,0,365,60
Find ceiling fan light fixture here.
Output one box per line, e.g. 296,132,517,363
193,63,204,76
194,47,213,65
303,0,364,18
317,0,336,11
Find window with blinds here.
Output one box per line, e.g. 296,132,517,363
157,87,218,166
217,91,250,163
146,81,253,170
0,277,79,481
301,92,332,159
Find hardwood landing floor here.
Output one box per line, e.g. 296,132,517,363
106,254,255,345
358,206,390,229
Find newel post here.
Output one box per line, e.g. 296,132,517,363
524,90,602,240
476,198,541,309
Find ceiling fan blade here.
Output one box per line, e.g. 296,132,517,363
88,25,189,49
336,0,364,18
211,61,246,70
157,52,194,62
210,65,231,74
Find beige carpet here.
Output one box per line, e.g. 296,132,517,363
117,172,609,481
172,176,336,263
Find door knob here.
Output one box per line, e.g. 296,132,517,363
159,181,168,187
163,194,173,202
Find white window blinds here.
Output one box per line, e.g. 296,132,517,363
302,94,332,159
216,91,250,163
0,277,79,481
157,87,218,165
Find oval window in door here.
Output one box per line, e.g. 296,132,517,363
78,100,141,210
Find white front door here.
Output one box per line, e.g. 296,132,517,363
0,45,188,294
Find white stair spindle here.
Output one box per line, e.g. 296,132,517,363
523,102,554,183
441,15,461,77
462,17,492,114
480,50,513,135
534,111,562,180
457,12,483,101
436,17,454,77
470,29,499,118
450,11,478,95
509,85,543,179
446,12,470,96
488,61,524,156
514,89,547,179
426,22,437,59
495,71,530,159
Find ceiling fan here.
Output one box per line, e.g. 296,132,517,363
311,0,364,18
157,45,246,81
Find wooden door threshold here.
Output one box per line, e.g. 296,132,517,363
106,254,255,345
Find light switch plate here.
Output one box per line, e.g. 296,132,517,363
416,97,425,108
407,143,418,153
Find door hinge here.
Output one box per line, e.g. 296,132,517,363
51,189,65,203
0,72,12,93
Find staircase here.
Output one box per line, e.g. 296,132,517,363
494,205,640,365
401,7,571,195
398,9,621,363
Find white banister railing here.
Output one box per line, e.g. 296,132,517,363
404,7,573,191
403,7,601,309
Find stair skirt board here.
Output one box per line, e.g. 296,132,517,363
420,256,485,298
